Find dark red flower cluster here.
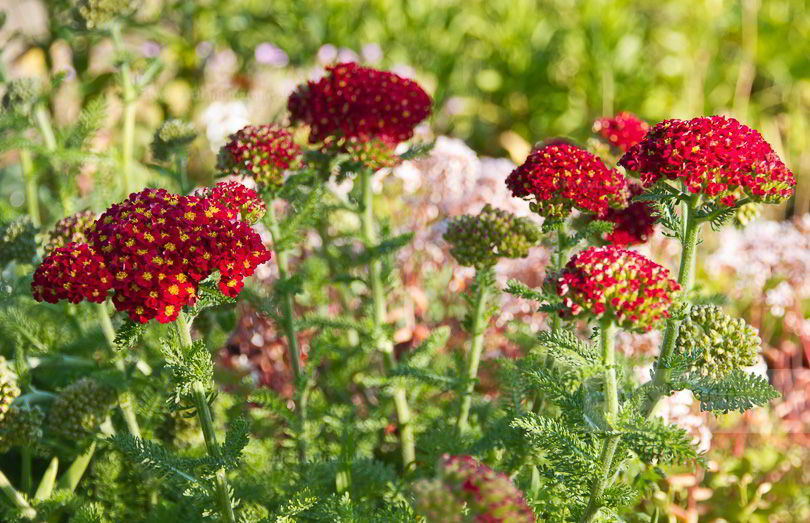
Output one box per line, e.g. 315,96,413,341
600,183,657,246
32,243,112,304
506,143,628,219
556,246,679,331
194,181,267,225
619,115,796,206
216,125,300,189
413,454,535,522
593,112,650,153
288,62,432,147
32,183,271,324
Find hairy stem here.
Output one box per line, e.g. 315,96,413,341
175,313,236,523
359,168,415,468
112,23,136,195
642,194,702,417
0,469,35,519
551,227,568,331
34,457,58,501
457,269,491,434
265,202,308,462
97,302,141,438
20,149,40,227
175,152,188,193
57,441,96,493
580,318,618,523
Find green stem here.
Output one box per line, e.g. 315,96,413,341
642,194,702,418
457,269,491,434
265,202,307,462
175,152,188,193
57,441,96,493
34,457,59,501
21,447,32,495
359,169,415,469
20,150,40,227
175,314,236,523
551,227,568,332
96,302,141,438
112,23,136,195
0,469,35,519
33,105,57,151
580,318,618,523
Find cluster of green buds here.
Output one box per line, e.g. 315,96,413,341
412,454,535,523
43,210,97,253
0,406,44,453
0,357,20,424
74,0,139,29
676,305,761,379
0,216,38,266
151,119,198,162
47,378,116,441
444,204,541,268
734,202,761,228
2,77,43,118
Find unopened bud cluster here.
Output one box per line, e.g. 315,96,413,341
0,406,44,453
152,119,198,161
413,454,535,523
217,124,300,189
75,0,139,29
44,210,96,253
734,202,761,228
2,77,42,118
0,357,20,424
0,216,38,266
676,305,760,379
47,378,116,441
444,204,540,267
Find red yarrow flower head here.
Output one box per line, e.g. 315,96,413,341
619,115,796,206
32,183,271,324
413,454,535,523
599,183,657,247
216,125,300,190
593,112,650,153
556,246,679,331
506,143,628,220
32,242,113,304
288,62,431,168
194,181,267,225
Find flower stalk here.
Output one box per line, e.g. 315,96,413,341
457,268,491,434
359,168,415,468
175,313,236,523
111,23,136,195
20,150,40,227
265,201,308,462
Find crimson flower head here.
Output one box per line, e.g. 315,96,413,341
32,182,271,324
600,183,657,246
556,246,679,331
288,62,431,168
506,143,628,220
413,454,535,523
593,112,650,153
619,115,796,206
216,125,300,190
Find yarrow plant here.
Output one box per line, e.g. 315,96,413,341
217,124,301,190
592,111,650,153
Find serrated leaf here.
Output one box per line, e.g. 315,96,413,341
113,320,145,352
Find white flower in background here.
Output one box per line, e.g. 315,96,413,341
255,42,289,67
362,43,383,64
765,281,794,317
317,44,338,65
200,100,249,151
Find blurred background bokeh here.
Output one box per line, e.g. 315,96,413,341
3,0,810,520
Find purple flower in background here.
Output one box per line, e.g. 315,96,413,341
317,44,338,65
337,47,359,63
362,43,383,64
255,42,289,67
196,41,214,61
142,41,161,58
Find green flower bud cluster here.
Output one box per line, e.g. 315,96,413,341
444,204,541,268
413,454,535,523
0,406,44,453
74,0,139,29
0,216,38,266
2,77,43,118
152,119,198,161
43,210,97,253
0,357,20,424
677,305,760,379
48,378,116,441
734,202,761,228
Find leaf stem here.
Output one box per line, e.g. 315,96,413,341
457,267,491,434
265,201,308,462
175,313,236,523
359,168,415,469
